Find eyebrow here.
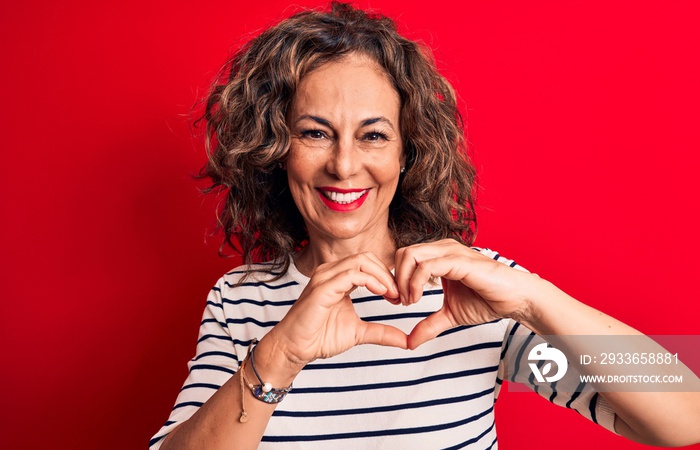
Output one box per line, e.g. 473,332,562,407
294,115,395,129
360,117,394,129
295,115,332,127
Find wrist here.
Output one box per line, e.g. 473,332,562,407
507,275,555,333
253,333,305,388
513,276,584,335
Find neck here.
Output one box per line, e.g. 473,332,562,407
294,228,397,277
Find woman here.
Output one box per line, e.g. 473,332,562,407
151,3,700,449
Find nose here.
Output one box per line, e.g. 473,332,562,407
325,135,358,180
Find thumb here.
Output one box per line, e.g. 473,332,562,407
359,322,408,349
407,309,453,350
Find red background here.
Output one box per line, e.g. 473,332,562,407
1,1,699,449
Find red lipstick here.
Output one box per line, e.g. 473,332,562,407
316,187,369,212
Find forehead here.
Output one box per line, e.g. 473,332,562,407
290,53,400,121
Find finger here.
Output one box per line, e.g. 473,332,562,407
321,253,399,299
318,269,391,302
407,259,438,305
414,254,473,284
394,244,426,305
407,309,454,350
358,322,408,349
358,252,400,301
394,240,468,305
396,252,458,306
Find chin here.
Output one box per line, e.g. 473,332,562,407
317,219,373,241
323,227,366,241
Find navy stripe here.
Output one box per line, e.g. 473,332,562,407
221,297,296,307
231,338,256,347
351,294,385,305
172,401,204,411
512,331,537,382
548,375,561,403
226,317,279,328
442,420,495,450
565,381,587,409
212,286,221,292
226,269,282,277
548,387,557,402
225,280,298,289
486,434,498,450
589,392,599,423
438,320,502,339
148,435,165,447
262,405,494,442
226,263,278,275
500,322,521,360
181,382,221,392
273,388,494,418
438,326,474,339
293,365,499,394
217,289,444,309
216,289,443,308
509,260,518,268
189,364,235,375
148,420,178,447
205,300,223,309
192,350,238,361
201,318,226,327
211,303,467,329
402,288,443,298
226,269,284,276
493,253,501,261
362,311,431,322
306,340,502,370
197,334,231,344
350,288,443,305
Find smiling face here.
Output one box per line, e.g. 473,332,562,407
286,53,403,250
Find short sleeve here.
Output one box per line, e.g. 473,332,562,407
476,247,618,434
149,276,241,449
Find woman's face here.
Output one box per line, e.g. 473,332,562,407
286,53,403,245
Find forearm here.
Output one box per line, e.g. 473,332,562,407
518,279,700,446
516,278,642,337
160,336,301,450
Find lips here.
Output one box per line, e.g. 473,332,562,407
316,187,370,212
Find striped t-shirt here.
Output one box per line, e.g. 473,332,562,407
150,248,616,449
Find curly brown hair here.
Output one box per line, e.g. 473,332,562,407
200,2,477,276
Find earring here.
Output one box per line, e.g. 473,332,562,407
400,167,405,173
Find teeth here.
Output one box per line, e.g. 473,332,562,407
323,190,367,204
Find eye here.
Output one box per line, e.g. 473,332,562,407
300,129,328,140
363,131,389,141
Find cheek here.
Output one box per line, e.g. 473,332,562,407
371,153,402,185
286,154,318,208
286,149,311,185
286,168,307,201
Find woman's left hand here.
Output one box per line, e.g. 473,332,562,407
394,239,543,349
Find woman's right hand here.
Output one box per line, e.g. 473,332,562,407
261,252,408,376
